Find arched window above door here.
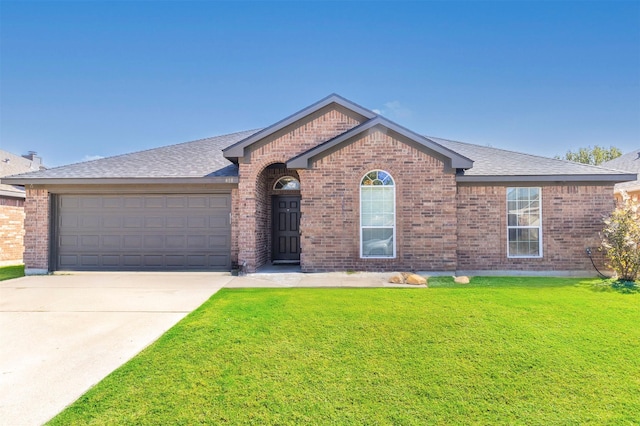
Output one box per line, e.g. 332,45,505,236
273,176,300,190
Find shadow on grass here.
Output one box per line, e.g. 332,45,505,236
588,279,640,294
427,276,640,292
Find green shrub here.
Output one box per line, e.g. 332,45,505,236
601,192,640,281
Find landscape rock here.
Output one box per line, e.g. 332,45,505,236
388,272,428,286
406,273,427,285
388,274,404,284
454,276,470,284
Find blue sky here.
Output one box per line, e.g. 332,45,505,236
1,1,639,168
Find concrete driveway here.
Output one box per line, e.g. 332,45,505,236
0,272,232,426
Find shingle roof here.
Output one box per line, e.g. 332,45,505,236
429,137,636,182
601,149,640,192
0,150,45,197
601,149,640,173
2,127,635,185
2,130,259,182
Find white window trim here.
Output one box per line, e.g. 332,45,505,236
360,170,396,259
507,187,543,258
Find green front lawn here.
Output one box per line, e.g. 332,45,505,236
50,277,639,425
0,264,24,281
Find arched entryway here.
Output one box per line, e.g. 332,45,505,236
256,163,301,266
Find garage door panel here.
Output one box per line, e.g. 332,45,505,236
123,255,142,266
81,216,100,228
80,197,101,209
209,235,229,247
144,197,165,208
102,255,120,267
102,197,123,208
56,194,231,271
210,254,230,267
166,217,186,228
143,235,164,249
210,216,228,228
187,197,208,208
80,255,99,267
123,235,142,249
166,235,185,249
59,235,78,248
59,255,78,267
80,235,100,248
123,217,143,228
102,217,122,228
123,198,143,208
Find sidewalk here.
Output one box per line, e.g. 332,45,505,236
225,266,428,288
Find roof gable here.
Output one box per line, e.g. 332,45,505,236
222,94,376,162
286,116,474,170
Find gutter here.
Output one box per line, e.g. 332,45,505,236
456,173,637,183
0,176,239,186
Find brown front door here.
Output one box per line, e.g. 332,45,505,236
272,195,301,263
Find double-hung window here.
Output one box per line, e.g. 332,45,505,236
507,187,542,257
360,170,395,258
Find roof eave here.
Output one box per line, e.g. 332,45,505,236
222,94,376,159
456,173,638,183
0,188,25,199
0,177,239,186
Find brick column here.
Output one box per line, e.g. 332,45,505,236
237,163,258,272
23,188,50,274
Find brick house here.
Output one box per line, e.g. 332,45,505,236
2,95,636,275
0,150,45,266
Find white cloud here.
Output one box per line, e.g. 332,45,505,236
373,101,412,120
82,155,104,162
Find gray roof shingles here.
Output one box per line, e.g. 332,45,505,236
429,137,632,177
601,149,640,191
2,128,634,184
3,130,259,181
601,149,640,173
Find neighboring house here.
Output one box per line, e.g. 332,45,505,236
601,149,640,202
0,150,45,266
2,95,636,276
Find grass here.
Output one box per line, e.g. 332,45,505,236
0,264,24,281
49,277,639,425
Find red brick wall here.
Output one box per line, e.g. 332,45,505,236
299,130,458,272
237,106,364,272
456,184,614,272
23,188,50,271
0,202,25,265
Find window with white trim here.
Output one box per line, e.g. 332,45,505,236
360,170,395,258
507,187,542,257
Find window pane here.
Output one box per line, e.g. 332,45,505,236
362,228,393,257
508,228,540,256
274,176,300,190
